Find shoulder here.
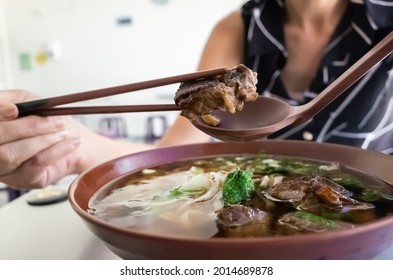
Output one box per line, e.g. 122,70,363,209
212,11,243,35
207,11,244,48
198,11,245,69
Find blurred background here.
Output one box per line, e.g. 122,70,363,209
0,0,245,143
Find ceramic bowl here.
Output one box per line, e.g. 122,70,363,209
68,140,393,259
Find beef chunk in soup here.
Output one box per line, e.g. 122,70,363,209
174,64,258,126
263,176,374,214
266,176,352,202
276,211,355,235
216,205,273,237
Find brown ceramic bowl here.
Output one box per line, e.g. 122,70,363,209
68,140,393,260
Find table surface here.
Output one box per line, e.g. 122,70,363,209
0,184,120,260
1,184,393,260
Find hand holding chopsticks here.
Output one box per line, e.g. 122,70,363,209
16,67,229,117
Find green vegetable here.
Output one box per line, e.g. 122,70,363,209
252,157,327,175
222,168,255,205
332,177,363,190
153,172,210,201
167,186,204,199
294,211,337,228
320,212,353,223
152,186,204,201
359,189,393,202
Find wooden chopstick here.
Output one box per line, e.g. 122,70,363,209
16,67,228,117
18,104,180,117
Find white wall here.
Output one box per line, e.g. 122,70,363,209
2,0,245,140
0,0,12,89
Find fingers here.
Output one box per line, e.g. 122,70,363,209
0,115,66,143
0,137,82,189
0,89,38,103
33,137,81,167
0,129,70,177
0,90,86,190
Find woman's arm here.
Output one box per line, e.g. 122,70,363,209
159,11,245,147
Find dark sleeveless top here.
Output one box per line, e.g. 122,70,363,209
241,0,393,154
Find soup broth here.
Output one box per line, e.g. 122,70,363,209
88,153,393,239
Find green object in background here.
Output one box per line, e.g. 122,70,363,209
19,52,32,71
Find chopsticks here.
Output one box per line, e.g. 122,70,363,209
22,104,180,116
16,67,229,117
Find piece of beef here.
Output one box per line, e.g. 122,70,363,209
263,176,374,214
266,176,353,203
216,205,273,237
174,64,258,126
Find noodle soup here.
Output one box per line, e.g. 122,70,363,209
88,153,393,239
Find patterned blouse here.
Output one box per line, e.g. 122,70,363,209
241,0,393,154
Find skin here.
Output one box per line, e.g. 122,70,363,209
0,0,348,190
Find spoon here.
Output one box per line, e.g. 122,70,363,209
191,31,393,142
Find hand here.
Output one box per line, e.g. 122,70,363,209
0,89,155,190
0,90,85,189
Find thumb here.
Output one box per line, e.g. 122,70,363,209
0,101,18,121
0,89,40,120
